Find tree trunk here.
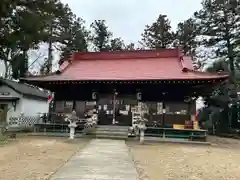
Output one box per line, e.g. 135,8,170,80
19,50,28,77
47,22,53,74
227,39,235,82
224,11,235,83
4,60,8,78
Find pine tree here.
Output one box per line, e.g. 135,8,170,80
195,0,240,133
125,43,135,50
194,0,240,81
140,14,174,48
109,37,125,51
174,18,202,69
40,58,49,75
58,16,89,59
206,59,229,73
90,20,112,51
0,0,67,78
175,18,197,55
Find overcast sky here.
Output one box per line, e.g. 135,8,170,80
1,0,204,77
61,0,203,44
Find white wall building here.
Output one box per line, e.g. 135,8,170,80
0,78,49,126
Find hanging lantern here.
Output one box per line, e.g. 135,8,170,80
92,92,97,100
137,92,142,100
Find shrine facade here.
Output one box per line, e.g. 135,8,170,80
21,48,228,129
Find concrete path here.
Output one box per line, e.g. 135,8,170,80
50,139,139,180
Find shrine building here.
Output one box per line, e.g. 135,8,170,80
21,48,228,131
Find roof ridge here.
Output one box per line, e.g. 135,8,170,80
58,57,72,74
72,48,179,61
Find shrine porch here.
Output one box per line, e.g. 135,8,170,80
144,127,207,142
24,81,215,141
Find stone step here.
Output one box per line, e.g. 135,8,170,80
97,125,129,129
95,134,128,140
95,129,128,135
96,129,129,133
88,125,130,140
95,130,128,134
94,132,128,139
97,126,129,132
92,131,128,136
95,132,128,136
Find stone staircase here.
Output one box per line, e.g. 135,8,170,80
91,125,129,140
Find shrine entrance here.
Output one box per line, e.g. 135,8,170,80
97,94,114,125
97,92,136,126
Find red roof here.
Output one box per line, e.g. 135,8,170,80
23,49,228,81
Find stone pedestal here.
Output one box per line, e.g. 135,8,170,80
65,111,78,140
112,118,116,125
139,130,144,144
139,123,146,144
68,123,77,139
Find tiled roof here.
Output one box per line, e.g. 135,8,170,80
21,49,229,81
0,78,48,99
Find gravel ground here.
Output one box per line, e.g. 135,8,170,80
0,135,89,180
127,136,240,180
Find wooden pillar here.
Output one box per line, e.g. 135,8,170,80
162,92,166,128
112,91,118,124
187,101,191,120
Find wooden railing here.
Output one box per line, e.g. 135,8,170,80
145,127,207,141
33,112,87,134
33,122,86,134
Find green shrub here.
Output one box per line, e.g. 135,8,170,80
0,134,7,144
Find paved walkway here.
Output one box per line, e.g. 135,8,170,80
50,139,139,180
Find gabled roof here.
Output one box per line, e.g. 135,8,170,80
21,48,229,81
0,78,48,99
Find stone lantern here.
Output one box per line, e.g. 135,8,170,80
132,102,148,144
138,118,147,144
65,110,78,139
